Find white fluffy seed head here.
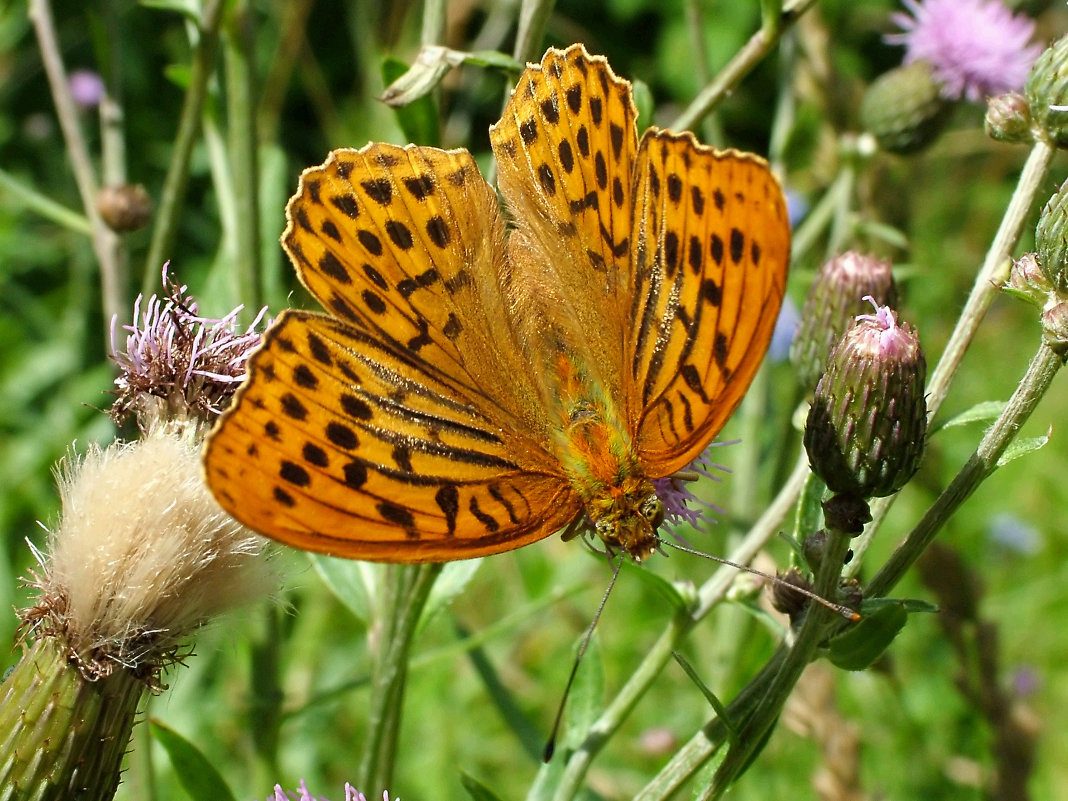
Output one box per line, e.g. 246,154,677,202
33,426,278,676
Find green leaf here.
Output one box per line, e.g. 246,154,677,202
381,56,441,146
997,430,1050,467
828,602,908,671
423,559,482,630
150,719,238,801
936,400,1005,432
139,0,202,22
793,470,826,546
460,771,509,801
672,651,739,746
558,632,605,755
631,78,654,128
310,553,376,624
620,558,691,612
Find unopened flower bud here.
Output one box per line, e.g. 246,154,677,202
771,566,813,622
1042,300,1068,356
1025,37,1068,148
791,252,898,391
96,183,153,233
861,61,953,154
985,92,1033,143
1036,181,1068,293
804,303,928,500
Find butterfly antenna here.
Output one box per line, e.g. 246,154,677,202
543,554,623,763
662,540,860,622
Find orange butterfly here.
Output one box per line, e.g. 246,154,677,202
204,44,790,563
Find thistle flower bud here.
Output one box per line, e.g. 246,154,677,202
1041,300,1068,357
791,252,898,391
96,183,153,233
985,92,1033,144
1035,180,1068,294
1024,37,1068,148
861,61,952,154
1006,252,1053,307
804,303,928,500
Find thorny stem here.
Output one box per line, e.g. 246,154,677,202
28,0,123,337
850,138,1056,570
670,0,818,131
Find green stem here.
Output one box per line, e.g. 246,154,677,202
357,563,443,798
789,166,852,266
143,0,226,296
224,0,262,314
553,452,809,801
849,138,1055,571
0,167,92,235
28,0,123,339
512,0,555,64
670,0,817,131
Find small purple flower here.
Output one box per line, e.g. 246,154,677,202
264,782,394,801
111,262,267,427
886,0,1042,102
69,69,106,109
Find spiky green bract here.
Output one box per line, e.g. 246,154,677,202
985,92,1032,144
0,637,141,801
804,305,928,500
1036,180,1068,294
1025,37,1068,148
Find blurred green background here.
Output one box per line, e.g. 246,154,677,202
1,1,1066,799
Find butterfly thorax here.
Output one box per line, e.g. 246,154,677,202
548,351,663,562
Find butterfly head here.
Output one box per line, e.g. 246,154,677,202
588,477,665,563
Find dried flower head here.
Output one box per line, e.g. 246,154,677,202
110,264,266,430
887,0,1042,102
22,427,278,681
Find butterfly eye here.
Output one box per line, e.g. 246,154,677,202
640,495,665,530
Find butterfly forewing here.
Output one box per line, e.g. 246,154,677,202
490,44,638,403
629,130,790,475
204,311,582,562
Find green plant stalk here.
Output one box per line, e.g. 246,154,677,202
512,0,556,64
0,168,92,235
356,563,443,798
670,0,817,131
850,138,1056,570
552,453,810,801
0,637,145,801
224,0,262,314
789,166,853,267
705,526,852,796
28,0,123,337
143,0,226,296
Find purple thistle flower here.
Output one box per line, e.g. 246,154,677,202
111,262,267,428
886,0,1042,102
654,448,730,537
